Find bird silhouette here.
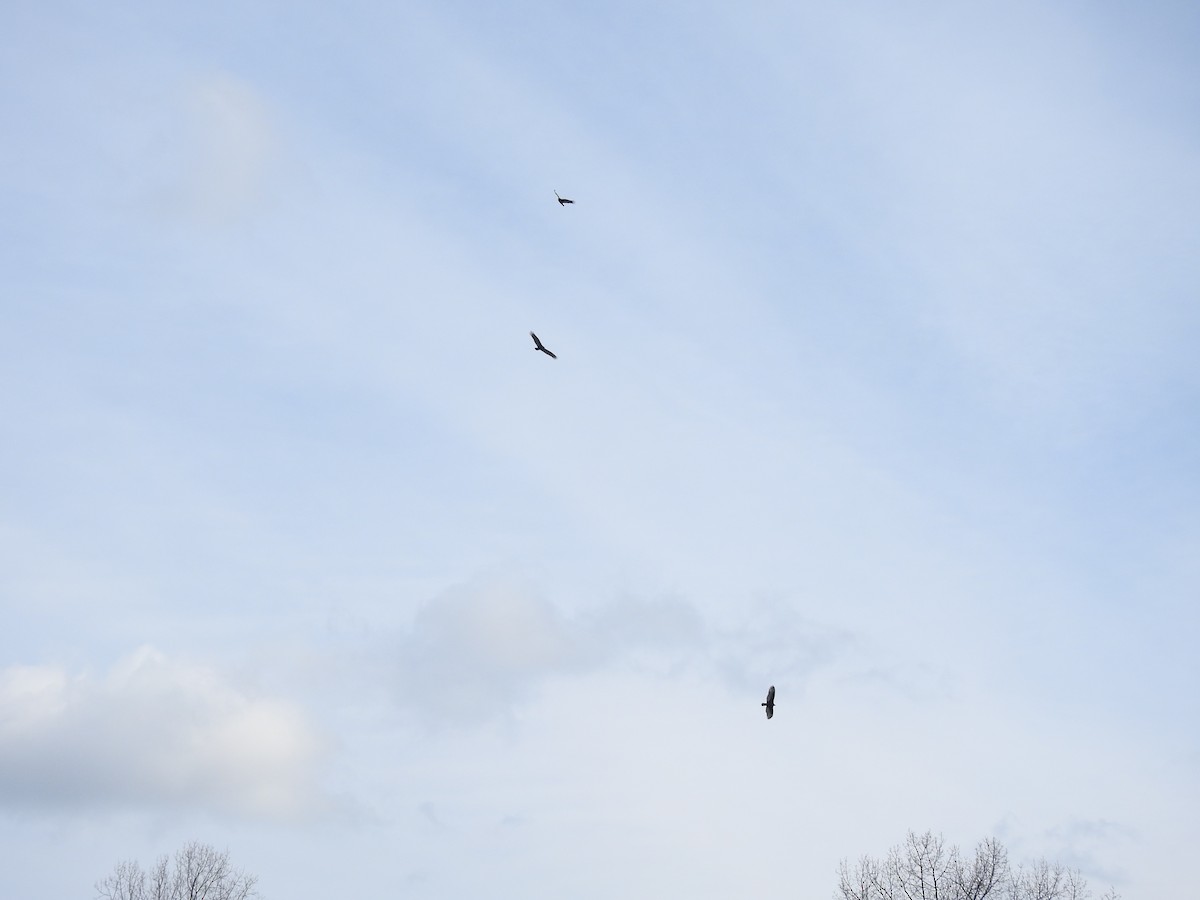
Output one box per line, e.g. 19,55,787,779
530,331,557,359
554,191,574,206
762,685,775,719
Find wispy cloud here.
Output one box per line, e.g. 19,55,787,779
170,73,279,223
996,816,1138,887
392,577,852,726
393,577,703,725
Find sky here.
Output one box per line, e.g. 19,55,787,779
2,1,1198,897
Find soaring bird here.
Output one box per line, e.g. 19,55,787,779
530,331,557,359
554,191,574,206
762,686,775,719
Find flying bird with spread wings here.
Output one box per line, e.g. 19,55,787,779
762,686,775,719
554,191,574,206
530,331,557,359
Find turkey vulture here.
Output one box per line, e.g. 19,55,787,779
554,191,574,206
530,331,557,359
762,686,775,719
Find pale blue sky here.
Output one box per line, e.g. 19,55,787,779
2,1,1198,897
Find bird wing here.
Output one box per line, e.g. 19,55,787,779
765,704,773,719
542,347,557,359
530,331,543,349
766,685,775,704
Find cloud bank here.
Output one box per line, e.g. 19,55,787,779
0,647,327,820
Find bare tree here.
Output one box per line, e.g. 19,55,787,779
95,841,258,900
837,855,883,900
837,831,1110,900
959,836,1009,900
1008,859,1090,900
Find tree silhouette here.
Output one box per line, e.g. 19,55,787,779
95,841,257,900
836,830,1121,900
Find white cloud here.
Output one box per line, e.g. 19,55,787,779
0,647,328,820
